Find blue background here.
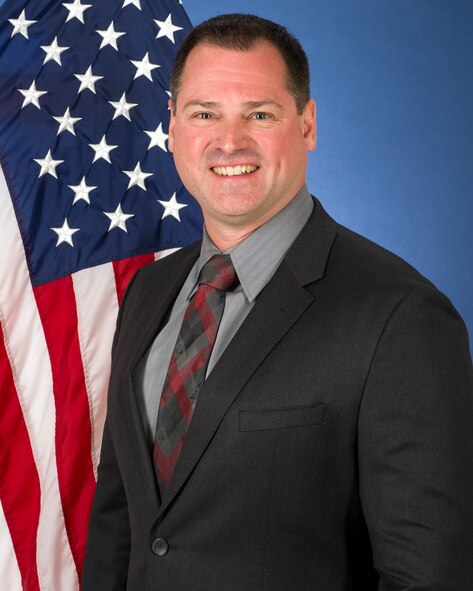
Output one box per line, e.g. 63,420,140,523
2,0,472,346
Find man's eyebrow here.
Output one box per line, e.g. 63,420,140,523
183,100,219,111
244,100,284,110
182,99,284,111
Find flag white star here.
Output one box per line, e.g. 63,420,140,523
68,176,97,204
40,37,69,65
109,93,138,121
131,52,160,81
33,150,64,178
18,81,47,109
74,66,103,94
8,10,37,39
62,0,92,24
53,107,82,135
89,135,118,163
158,192,188,221
154,14,183,43
51,218,80,247
104,203,135,232
122,0,141,9
96,21,126,51
123,162,153,190
145,123,168,151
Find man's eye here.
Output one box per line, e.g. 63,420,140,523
252,112,271,120
196,112,212,120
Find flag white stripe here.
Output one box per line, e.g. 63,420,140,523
0,499,22,591
155,247,180,261
72,264,119,477
0,167,79,591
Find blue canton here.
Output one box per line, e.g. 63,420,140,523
0,0,202,286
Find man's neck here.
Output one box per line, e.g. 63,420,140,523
204,224,260,252
203,191,307,251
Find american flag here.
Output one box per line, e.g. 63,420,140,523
0,0,201,588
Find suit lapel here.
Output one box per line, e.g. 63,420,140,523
158,199,338,514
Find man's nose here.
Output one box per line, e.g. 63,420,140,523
215,119,250,154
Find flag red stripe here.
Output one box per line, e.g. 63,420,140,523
113,254,155,305
0,322,41,591
34,278,96,582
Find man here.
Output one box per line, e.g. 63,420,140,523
83,14,473,590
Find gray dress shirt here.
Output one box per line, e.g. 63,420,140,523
138,185,314,443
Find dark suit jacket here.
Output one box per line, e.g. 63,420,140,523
83,199,473,590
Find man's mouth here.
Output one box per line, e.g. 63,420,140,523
211,165,259,176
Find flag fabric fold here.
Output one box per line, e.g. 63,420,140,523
0,0,200,587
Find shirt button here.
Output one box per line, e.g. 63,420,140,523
152,538,169,556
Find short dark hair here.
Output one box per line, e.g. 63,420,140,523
170,13,310,114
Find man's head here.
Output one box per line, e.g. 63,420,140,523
170,13,310,115
168,14,316,249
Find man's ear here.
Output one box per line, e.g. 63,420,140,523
168,99,175,153
302,99,316,152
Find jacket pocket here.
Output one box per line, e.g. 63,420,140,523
239,403,328,432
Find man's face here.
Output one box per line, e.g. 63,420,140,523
168,41,316,240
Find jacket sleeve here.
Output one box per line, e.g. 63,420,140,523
81,271,140,590
358,285,473,590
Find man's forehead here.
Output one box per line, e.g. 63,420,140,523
182,40,285,72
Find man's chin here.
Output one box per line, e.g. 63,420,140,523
204,198,263,222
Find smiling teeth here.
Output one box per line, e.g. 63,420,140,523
212,165,258,176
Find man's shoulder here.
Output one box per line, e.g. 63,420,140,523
302,201,470,349
310,198,436,293
299,199,446,317
119,240,202,313
336,224,433,287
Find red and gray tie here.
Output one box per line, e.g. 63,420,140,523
153,254,238,488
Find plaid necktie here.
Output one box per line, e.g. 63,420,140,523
153,254,238,488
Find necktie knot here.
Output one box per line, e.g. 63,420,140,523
198,254,238,292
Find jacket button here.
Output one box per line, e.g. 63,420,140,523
152,538,169,556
